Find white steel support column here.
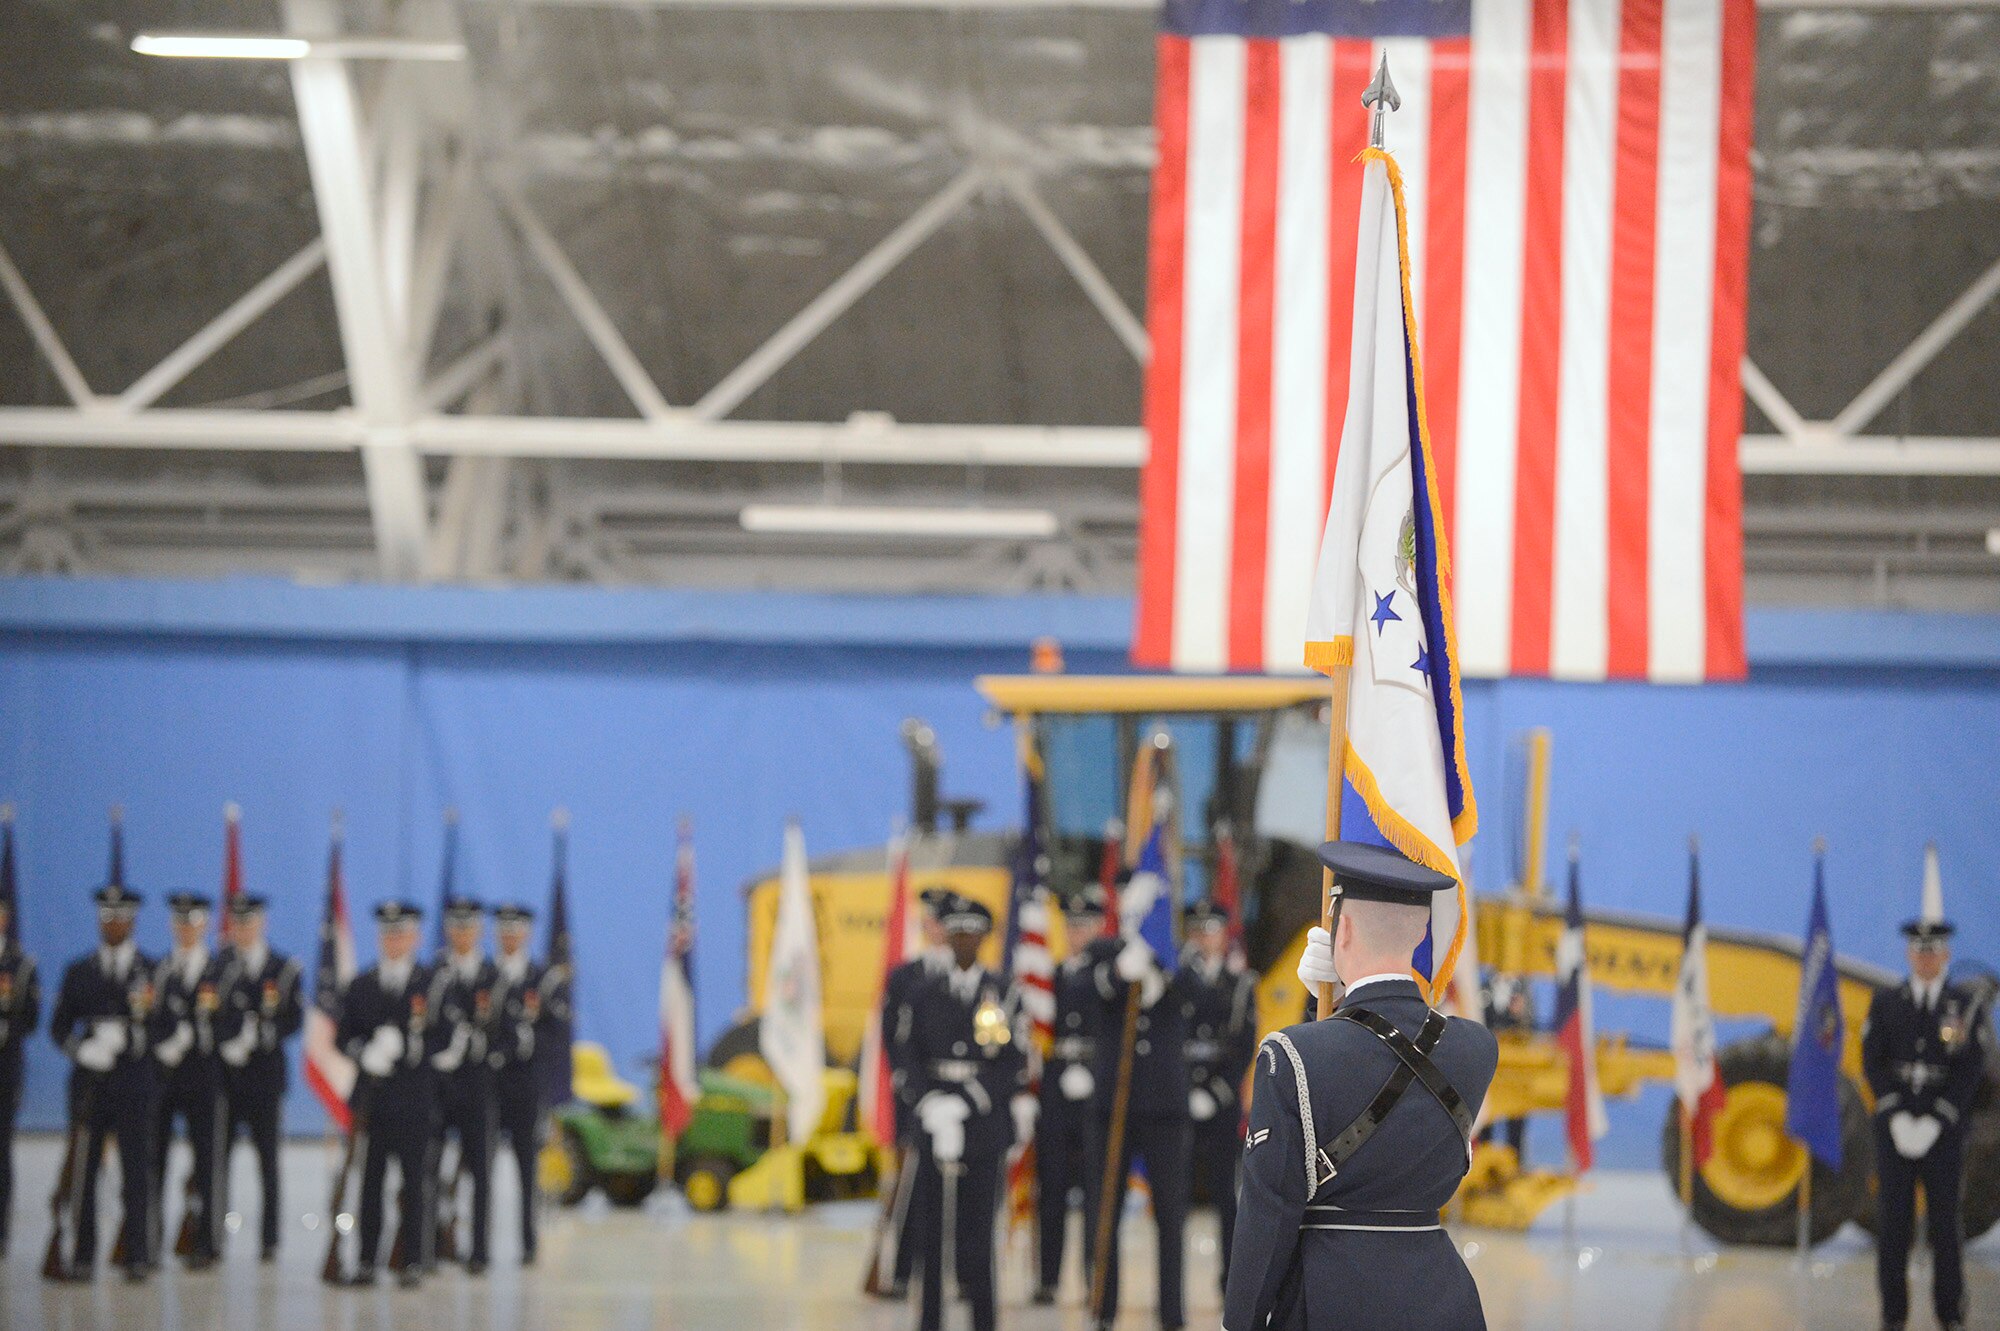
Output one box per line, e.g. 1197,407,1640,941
0,237,98,408
284,0,430,579
998,168,1149,363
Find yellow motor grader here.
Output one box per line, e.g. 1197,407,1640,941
719,675,1999,1245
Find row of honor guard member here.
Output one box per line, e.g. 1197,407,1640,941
0,894,39,1258
49,884,161,1281
217,893,303,1261
1864,876,1990,1331
491,901,558,1265
1226,842,1498,1331
1087,872,1201,1331
875,884,952,1299
1034,883,1115,1303
893,895,1033,1331
1181,901,1260,1290
336,900,449,1287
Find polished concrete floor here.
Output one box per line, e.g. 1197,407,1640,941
2,1135,1995,1330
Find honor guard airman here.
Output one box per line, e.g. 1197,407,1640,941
1033,883,1115,1304
894,896,1032,1331
874,884,953,1299
1864,865,1990,1331
217,893,302,1261
48,884,164,1281
433,895,498,1273
0,894,41,1258
336,900,446,1287
1182,901,1259,1289
1087,870,1202,1331
1225,842,1497,1331
489,902,551,1265
150,892,232,1270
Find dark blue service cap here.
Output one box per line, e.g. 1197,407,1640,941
166,891,214,916
441,895,485,922
492,902,535,924
94,883,144,912
1185,901,1230,932
940,897,993,934
1317,840,1457,906
228,893,269,916
917,886,956,916
1901,917,1955,942
374,900,423,926
1063,884,1109,916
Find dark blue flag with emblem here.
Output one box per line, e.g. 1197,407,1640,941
1786,848,1844,1167
107,805,125,887
1,804,20,946
432,808,460,956
538,810,576,1110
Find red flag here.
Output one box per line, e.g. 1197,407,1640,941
1553,851,1607,1172
304,816,358,1129
860,831,912,1150
1213,823,1245,965
1097,820,1123,937
220,802,244,941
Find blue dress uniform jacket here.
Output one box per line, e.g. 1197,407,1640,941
1034,941,1112,1294
336,963,450,1274
0,942,41,1254
151,950,239,1263
215,946,303,1256
1224,978,1497,1331
893,964,1031,1331
50,946,168,1270
1862,978,1992,1329
488,954,553,1262
883,950,942,1290
1185,955,1260,1285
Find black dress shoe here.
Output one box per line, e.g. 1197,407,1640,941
466,1258,488,1276
123,1263,150,1284
184,1252,217,1272
261,1244,278,1265
521,1249,536,1268
1032,1287,1056,1306
346,1266,378,1287
397,1266,423,1289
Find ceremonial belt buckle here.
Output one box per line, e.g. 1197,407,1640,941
1052,1038,1094,1062
930,1060,979,1082
1184,1040,1221,1062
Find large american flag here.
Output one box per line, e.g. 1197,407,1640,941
1134,0,1753,682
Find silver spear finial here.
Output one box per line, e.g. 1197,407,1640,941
1362,53,1401,150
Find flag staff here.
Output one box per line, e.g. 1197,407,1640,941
1316,54,1402,1020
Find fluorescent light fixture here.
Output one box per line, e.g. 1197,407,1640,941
131,33,466,61
740,504,1060,540
1987,527,2000,557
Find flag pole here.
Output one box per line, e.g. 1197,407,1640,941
1795,1157,1812,1263
1316,54,1402,1021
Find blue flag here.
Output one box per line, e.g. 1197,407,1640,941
432,811,460,956
1786,853,1844,1168
538,818,576,1110
0,810,19,947
1130,824,1178,977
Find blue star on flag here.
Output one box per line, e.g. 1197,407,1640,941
1370,590,1401,636
1411,641,1432,680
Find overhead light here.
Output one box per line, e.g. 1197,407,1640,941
740,505,1061,541
131,33,466,61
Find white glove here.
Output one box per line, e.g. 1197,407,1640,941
1115,939,1154,984
155,1021,194,1069
1011,1094,1039,1145
430,1023,470,1073
514,1022,536,1061
359,1025,404,1078
1190,1086,1218,1122
75,1019,126,1071
917,1091,970,1136
1059,1063,1095,1102
219,1017,258,1067
931,1115,965,1164
1296,926,1339,989
1889,1111,1941,1160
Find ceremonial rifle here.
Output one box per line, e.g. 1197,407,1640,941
320,1090,371,1285
861,1143,916,1295
41,1082,98,1281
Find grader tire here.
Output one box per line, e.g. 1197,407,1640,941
1661,1035,1871,1246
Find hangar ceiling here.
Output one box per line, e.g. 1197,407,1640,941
1,0,1998,610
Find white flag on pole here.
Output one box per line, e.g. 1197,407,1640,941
760,820,826,1144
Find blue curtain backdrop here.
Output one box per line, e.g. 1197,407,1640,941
1,577,1996,1172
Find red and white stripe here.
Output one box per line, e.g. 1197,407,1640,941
1134,0,1753,681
